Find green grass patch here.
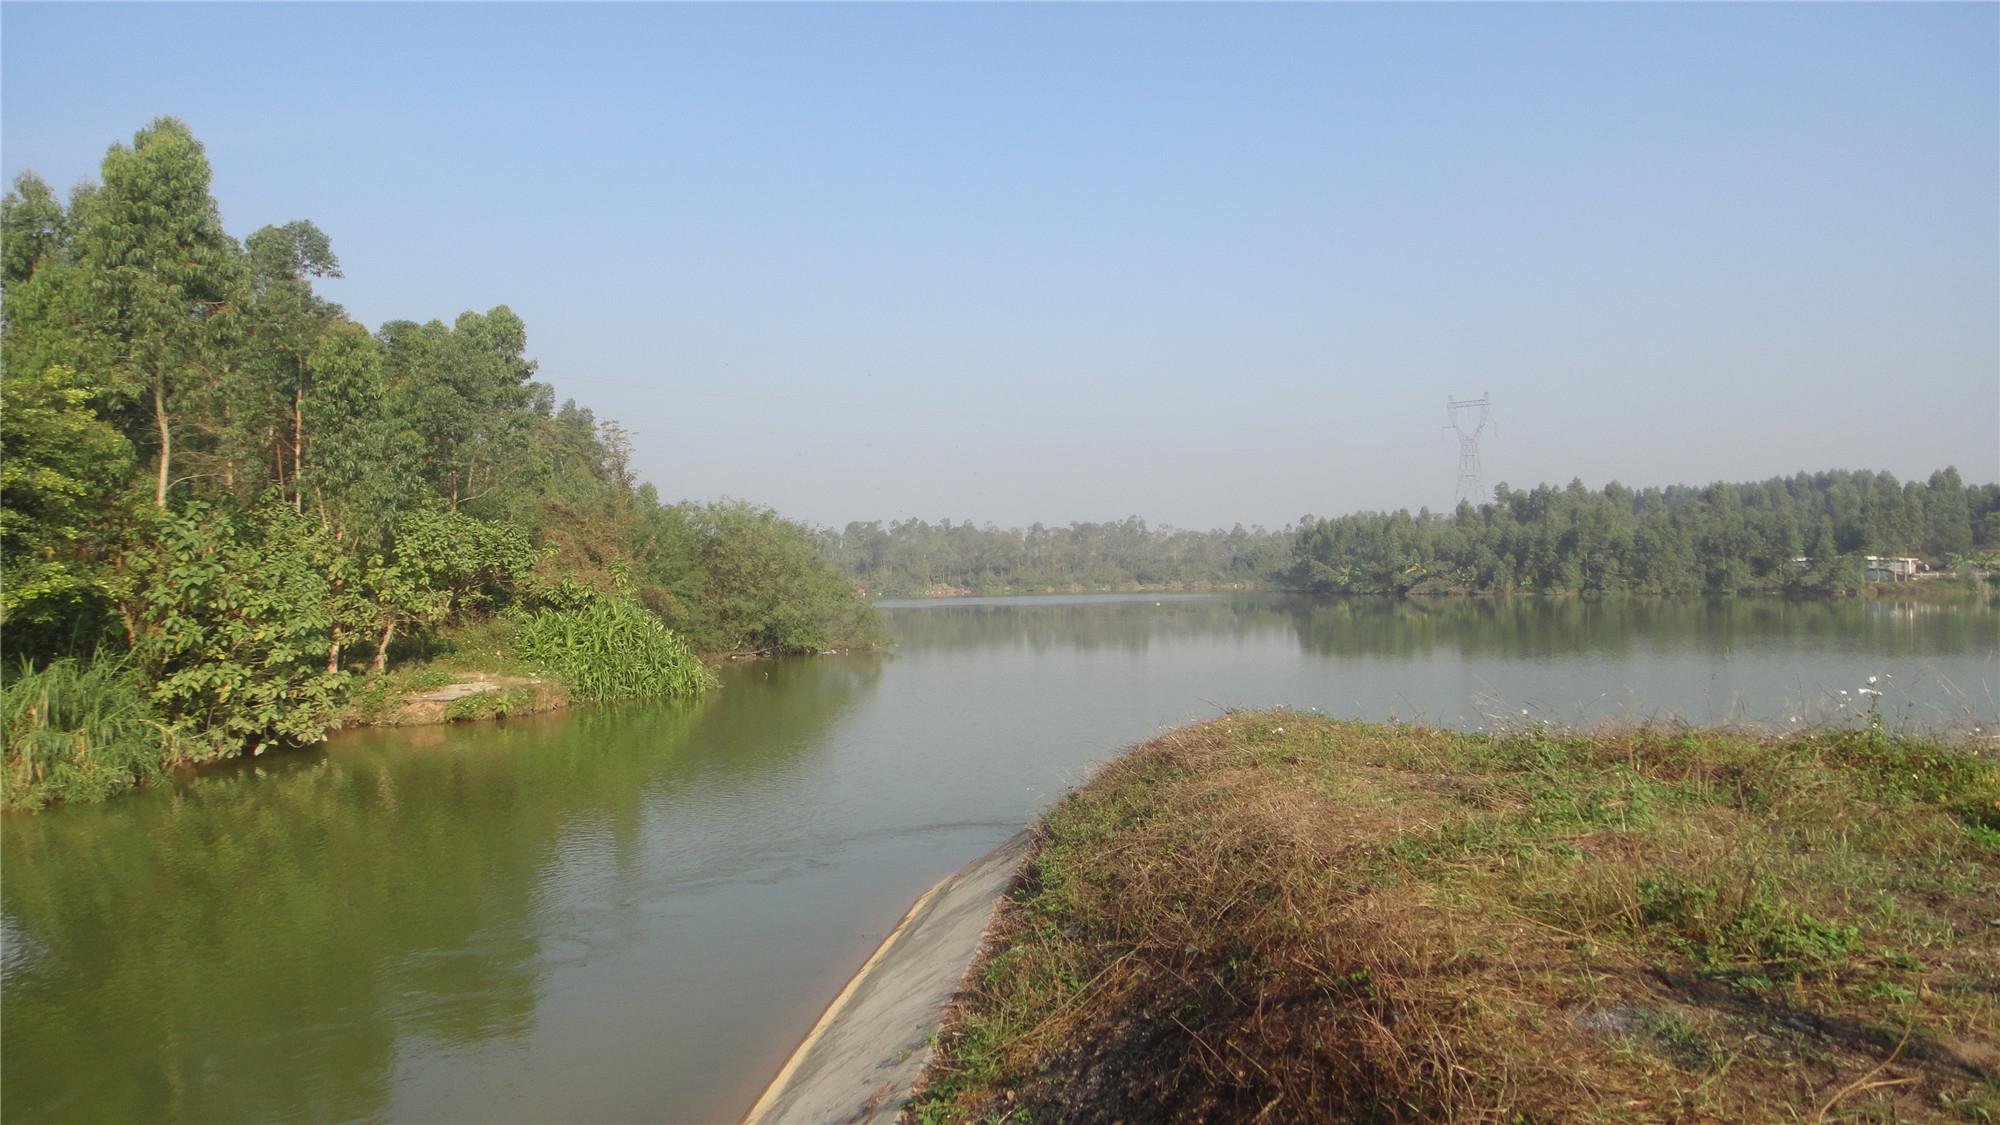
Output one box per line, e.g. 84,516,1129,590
1,658,184,809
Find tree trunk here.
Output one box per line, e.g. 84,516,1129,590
153,374,171,507
327,641,341,675
294,387,304,513
374,620,396,673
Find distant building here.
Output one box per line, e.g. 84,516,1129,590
1864,556,1923,581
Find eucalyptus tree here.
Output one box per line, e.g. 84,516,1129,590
234,219,345,505
69,117,242,508
379,306,541,511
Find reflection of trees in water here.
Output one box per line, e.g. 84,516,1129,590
1286,596,1997,661
880,593,1994,664
0,656,891,1125
880,599,1292,655
694,654,885,771
0,656,864,1120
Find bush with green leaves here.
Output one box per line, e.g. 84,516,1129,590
112,503,348,755
512,595,711,701
637,496,884,654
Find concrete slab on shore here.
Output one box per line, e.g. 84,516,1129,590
742,829,1035,1125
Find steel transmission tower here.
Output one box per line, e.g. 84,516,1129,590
1444,394,1491,508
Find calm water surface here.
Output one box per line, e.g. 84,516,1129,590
5,594,1995,1122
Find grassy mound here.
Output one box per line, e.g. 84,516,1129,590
913,713,2000,1123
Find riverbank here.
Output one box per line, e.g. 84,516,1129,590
909,713,2000,1123
867,580,1267,600
1863,574,1995,605
339,670,567,727
743,830,1034,1125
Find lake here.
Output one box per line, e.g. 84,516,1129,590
4,593,1994,1122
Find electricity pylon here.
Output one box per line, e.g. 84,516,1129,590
1445,394,1491,509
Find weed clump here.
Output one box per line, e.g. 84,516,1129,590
512,597,712,701
1,658,180,809
913,715,2000,1124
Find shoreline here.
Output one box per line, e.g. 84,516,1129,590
741,829,1036,1125
868,576,1993,604
338,671,568,729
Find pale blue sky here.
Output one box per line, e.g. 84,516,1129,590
4,3,1994,529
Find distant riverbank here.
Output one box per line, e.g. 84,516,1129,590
870,573,1994,603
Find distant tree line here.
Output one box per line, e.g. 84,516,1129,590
2,117,876,804
1288,469,1997,596
823,517,1294,596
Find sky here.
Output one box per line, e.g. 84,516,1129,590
3,3,1995,532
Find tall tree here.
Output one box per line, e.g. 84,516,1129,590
234,220,345,505
380,306,539,511
71,117,241,508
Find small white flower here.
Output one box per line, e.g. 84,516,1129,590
1868,675,1878,684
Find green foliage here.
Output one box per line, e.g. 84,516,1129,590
0,361,135,649
0,657,176,809
1635,871,1858,972
1289,469,1998,596
0,117,876,802
361,508,537,669
73,117,244,509
378,306,540,509
1,170,69,283
112,504,347,755
442,686,535,721
513,595,711,701
640,497,885,653
825,515,1292,596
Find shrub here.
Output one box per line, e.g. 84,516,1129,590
637,498,885,654
512,596,712,701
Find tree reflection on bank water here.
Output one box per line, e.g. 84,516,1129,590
0,654,882,1124
1282,594,1997,661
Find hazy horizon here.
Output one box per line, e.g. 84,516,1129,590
5,3,1994,530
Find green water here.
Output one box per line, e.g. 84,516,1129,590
4,594,1994,1122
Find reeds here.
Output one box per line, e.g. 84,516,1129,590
1,658,178,809
512,598,713,701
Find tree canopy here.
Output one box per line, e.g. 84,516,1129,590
1288,469,1999,597
2,117,879,804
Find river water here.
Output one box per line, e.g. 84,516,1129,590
4,594,1995,1123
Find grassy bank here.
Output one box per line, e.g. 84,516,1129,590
913,714,2000,1123
1862,575,1997,606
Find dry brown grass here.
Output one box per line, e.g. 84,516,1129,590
909,714,2000,1124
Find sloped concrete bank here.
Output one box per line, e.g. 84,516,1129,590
742,829,1035,1125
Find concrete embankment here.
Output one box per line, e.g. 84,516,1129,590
742,829,1035,1125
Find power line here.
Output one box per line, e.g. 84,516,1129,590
1444,393,1491,508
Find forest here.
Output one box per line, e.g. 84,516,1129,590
820,470,1998,600
1,117,877,807
1287,469,1999,596
823,517,1293,596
